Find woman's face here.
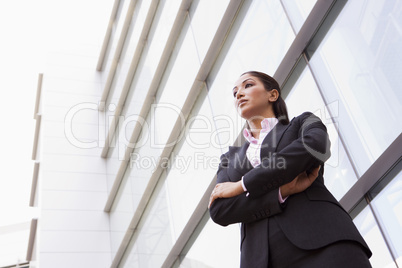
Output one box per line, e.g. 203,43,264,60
233,74,272,120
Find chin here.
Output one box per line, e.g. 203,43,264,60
238,109,252,120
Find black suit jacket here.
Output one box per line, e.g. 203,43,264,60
209,112,371,267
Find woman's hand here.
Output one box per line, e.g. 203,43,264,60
208,180,244,208
279,166,321,198
208,166,321,208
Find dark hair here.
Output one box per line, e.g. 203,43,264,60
241,71,289,124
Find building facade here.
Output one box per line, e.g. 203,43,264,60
29,0,402,267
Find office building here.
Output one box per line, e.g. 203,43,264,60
28,0,402,267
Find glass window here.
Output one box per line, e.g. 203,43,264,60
179,218,240,268
119,85,222,266
281,0,317,33
188,0,230,61
118,170,173,267
121,0,183,123
107,0,182,158
107,0,155,108
102,0,129,76
109,110,163,257
140,0,182,77
309,0,402,175
153,15,201,148
163,87,221,240
109,167,134,254
285,66,358,199
354,205,397,268
110,0,129,54
371,170,402,267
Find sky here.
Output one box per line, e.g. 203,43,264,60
0,0,111,265
0,1,45,264
0,1,43,225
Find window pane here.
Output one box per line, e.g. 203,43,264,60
189,0,231,61
119,86,222,266
109,110,163,257
371,170,402,266
354,205,397,268
282,0,317,33
180,219,240,268
285,67,358,199
118,170,173,267
102,0,129,75
309,0,402,175
110,0,182,158
108,0,155,109
162,87,221,240
109,168,134,255
154,15,200,147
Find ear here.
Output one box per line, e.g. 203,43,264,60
268,89,279,102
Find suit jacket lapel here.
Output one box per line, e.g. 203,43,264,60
237,142,254,174
260,122,290,158
227,142,254,180
226,121,290,181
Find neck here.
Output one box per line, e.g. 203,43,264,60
248,120,262,139
247,111,276,139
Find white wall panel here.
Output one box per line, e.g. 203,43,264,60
43,106,101,124
42,137,103,157
41,210,110,231
41,191,107,210
44,91,100,109
40,231,111,252
40,253,111,268
44,66,102,83
41,171,107,192
42,77,102,97
41,120,101,140
41,154,106,173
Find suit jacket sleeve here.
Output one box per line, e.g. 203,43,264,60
243,112,331,198
209,153,284,226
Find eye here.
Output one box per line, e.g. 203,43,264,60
233,90,237,97
245,83,253,88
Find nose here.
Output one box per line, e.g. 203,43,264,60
236,88,244,99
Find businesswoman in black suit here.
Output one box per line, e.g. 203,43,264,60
208,71,372,267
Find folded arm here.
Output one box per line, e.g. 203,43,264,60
209,152,284,226
209,113,329,225
209,153,320,226
243,112,330,198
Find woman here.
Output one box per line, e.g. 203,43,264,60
208,71,372,267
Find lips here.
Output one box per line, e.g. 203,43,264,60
238,99,247,107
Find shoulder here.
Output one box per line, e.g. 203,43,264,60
285,111,313,128
292,111,315,122
287,112,327,135
290,111,324,126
